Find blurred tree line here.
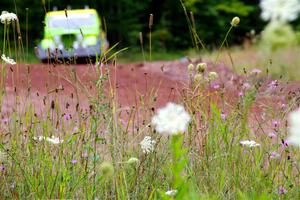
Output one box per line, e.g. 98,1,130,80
0,0,266,50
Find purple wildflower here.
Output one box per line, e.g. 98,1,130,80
251,69,262,75
64,114,71,120
71,159,78,164
0,164,5,171
279,186,287,194
282,140,289,148
211,83,220,89
238,91,244,97
242,83,251,90
270,151,280,159
220,112,227,121
272,120,280,127
2,118,8,124
268,132,277,139
269,80,279,90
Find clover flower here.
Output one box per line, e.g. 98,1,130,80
1,54,16,65
0,11,18,24
240,140,260,147
151,102,191,135
140,136,156,154
287,108,300,146
260,0,300,22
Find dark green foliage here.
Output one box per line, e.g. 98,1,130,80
0,0,277,50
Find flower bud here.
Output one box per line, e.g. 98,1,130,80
194,74,202,83
100,161,114,178
127,157,139,165
187,63,194,74
231,17,240,27
196,62,207,73
208,72,218,81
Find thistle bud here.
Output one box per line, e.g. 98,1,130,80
231,17,240,27
187,63,194,74
208,72,218,81
196,63,207,73
100,161,114,178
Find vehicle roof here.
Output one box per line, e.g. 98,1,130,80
46,9,98,17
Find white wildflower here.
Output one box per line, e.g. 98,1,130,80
151,102,191,135
33,136,45,141
260,0,300,22
33,135,63,144
1,54,16,65
240,140,260,147
46,136,63,144
0,11,18,24
287,108,300,146
165,190,178,196
140,136,156,154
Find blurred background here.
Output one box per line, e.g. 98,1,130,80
0,1,266,49
1,0,300,68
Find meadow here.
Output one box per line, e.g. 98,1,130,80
1,5,300,200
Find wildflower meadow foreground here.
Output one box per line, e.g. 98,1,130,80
1,2,300,200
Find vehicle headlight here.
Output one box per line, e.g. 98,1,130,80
83,36,97,46
41,39,55,50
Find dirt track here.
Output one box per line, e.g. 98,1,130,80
1,59,299,128
1,60,189,115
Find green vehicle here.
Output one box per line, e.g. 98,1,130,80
36,8,108,62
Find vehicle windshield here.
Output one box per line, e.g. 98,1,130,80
47,13,97,29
